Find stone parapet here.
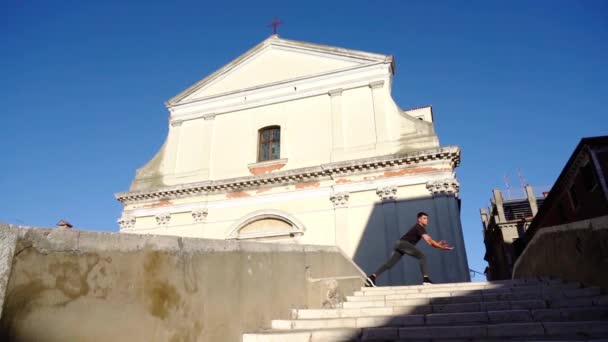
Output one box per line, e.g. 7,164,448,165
0,225,364,342
513,215,608,289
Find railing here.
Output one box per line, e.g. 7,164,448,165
499,185,552,200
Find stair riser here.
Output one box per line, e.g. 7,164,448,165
356,283,586,296
295,300,555,318
349,287,601,302
272,315,425,330
360,279,575,292
343,295,606,309
276,308,608,330
246,321,608,341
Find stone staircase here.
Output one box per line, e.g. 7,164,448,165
243,278,608,341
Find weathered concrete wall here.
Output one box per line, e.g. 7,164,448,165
0,226,18,319
513,215,608,289
0,224,364,342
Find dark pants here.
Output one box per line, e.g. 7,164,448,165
373,240,429,278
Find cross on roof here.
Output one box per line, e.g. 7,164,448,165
267,17,283,35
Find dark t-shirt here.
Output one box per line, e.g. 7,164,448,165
400,223,427,245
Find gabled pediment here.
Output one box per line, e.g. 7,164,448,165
167,35,393,106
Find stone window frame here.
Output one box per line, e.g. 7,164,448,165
258,125,281,162
225,209,305,240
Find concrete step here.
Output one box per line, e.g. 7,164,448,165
342,294,607,309
355,282,585,297
275,308,608,330
292,299,548,319
243,320,608,341
348,287,602,302
359,278,573,293
243,328,359,342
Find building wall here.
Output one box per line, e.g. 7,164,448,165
480,186,540,281
128,38,439,191
120,166,470,284
116,37,468,285
527,137,608,239
533,157,608,230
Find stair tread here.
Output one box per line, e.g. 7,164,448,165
244,279,608,341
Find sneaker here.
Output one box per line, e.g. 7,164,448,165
365,274,377,287
422,276,434,285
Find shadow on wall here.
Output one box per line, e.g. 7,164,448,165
352,195,470,287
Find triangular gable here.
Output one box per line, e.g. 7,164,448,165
167,35,393,106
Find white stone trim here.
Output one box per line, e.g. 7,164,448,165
117,216,136,230
225,209,306,240
330,192,350,208
376,186,398,201
191,208,208,222
202,113,216,121
328,88,343,97
369,80,384,89
426,178,460,197
155,213,171,225
247,158,288,169
169,62,390,119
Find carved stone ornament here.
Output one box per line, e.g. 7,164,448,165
426,178,460,197
118,216,136,230
192,208,209,222
330,192,350,208
376,186,398,201
155,213,171,225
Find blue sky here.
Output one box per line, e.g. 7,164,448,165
2,0,607,280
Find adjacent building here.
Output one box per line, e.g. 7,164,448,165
526,136,608,238
480,185,546,280
482,135,608,281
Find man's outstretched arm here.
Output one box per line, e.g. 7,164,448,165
422,234,454,250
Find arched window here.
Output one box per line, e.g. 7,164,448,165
226,210,306,242
258,126,280,162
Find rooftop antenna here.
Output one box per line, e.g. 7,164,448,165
517,168,527,188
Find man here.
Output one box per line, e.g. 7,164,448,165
365,212,453,287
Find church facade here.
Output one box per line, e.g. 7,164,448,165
115,35,469,285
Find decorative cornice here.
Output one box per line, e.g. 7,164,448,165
115,146,461,205
330,192,350,208
155,213,171,225
376,186,398,201
117,216,136,230
192,208,208,222
170,120,183,127
426,178,460,197
328,88,343,97
369,80,384,89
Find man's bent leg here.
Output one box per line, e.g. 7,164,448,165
372,250,404,278
398,241,430,277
